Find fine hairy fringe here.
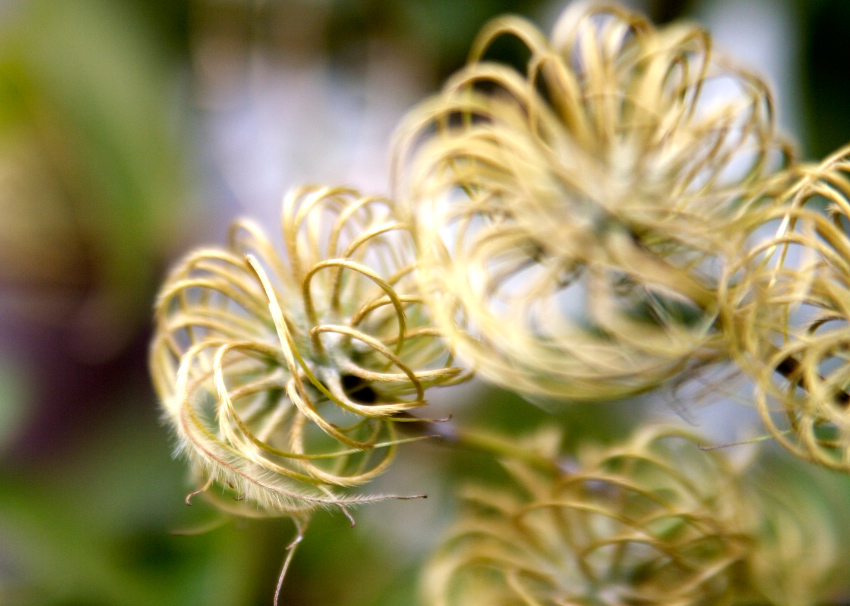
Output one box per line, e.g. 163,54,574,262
150,185,467,516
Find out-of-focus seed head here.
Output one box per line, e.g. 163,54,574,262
726,145,850,471
150,185,465,516
424,426,756,606
393,1,793,401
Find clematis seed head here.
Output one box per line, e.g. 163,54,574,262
150,185,466,516
393,1,793,401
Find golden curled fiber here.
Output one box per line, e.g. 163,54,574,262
726,144,850,471
150,185,465,515
423,426,833,606
393,0,793,401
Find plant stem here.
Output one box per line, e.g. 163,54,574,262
398,414,562,474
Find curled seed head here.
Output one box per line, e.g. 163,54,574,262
726,145,850,471
150,185,466,515
424,426,830,606
393,1,793,401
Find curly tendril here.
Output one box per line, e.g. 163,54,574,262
726,145,850,471
393,1,793,401
150,185,466,515
424,426,832,606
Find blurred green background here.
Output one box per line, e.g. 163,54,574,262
2,0,850,604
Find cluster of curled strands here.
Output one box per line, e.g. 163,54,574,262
143,3,850,605
727,145,850,472
393,0,793,402
423,426,833,606
150,185,465,517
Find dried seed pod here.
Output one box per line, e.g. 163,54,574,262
726,145,850,471
150,185,465,515
393,1,792,401
424,426,832,606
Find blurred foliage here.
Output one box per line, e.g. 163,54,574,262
0,401,275,606
0,353,30,454
0,0,190,358
799,0,850,157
